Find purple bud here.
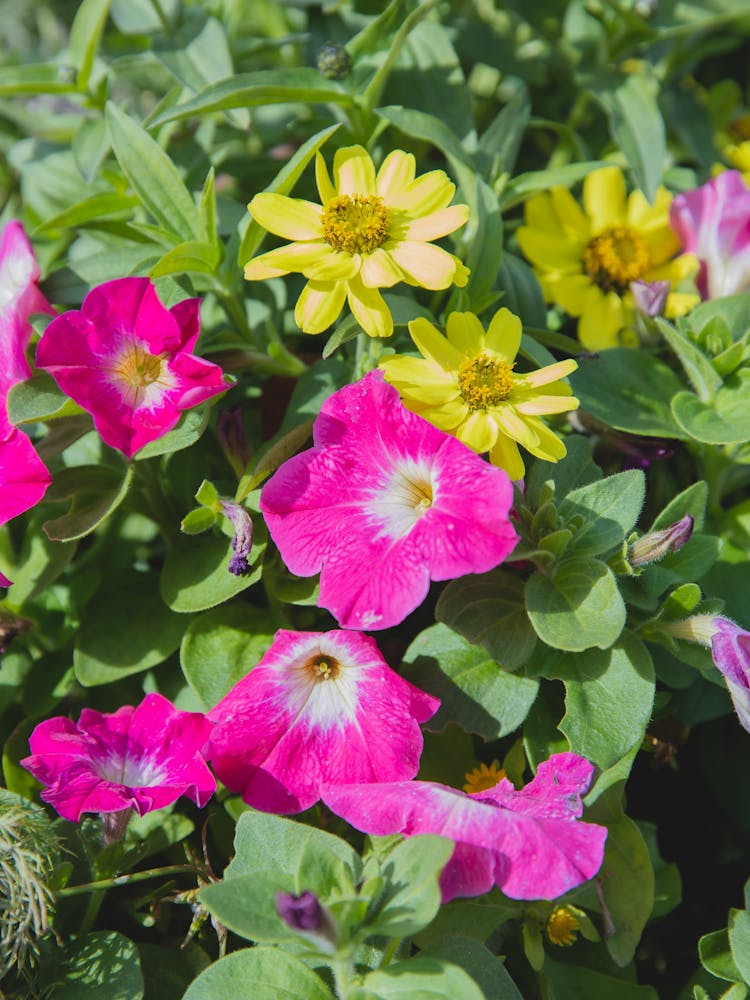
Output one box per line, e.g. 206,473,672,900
631,279,670,318
276,890,324,931
628,514,694,567
217,406,251,480
221,501,253,576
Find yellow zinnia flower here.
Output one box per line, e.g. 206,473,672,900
379,307,578,481
516,165,698,350
244,145,470,339
463,761,506,794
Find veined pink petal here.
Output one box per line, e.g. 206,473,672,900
208,629,439,813
0,417,51,526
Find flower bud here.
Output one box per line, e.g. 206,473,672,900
220,501,254,576
276,891,337,950
627,514,694,567
631,279,670,318
317,42,352,80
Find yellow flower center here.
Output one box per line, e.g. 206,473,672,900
110,342,165,388
457,353,514,410
303,654,341,682
463,761,506,794
321,194,390,255
582,226,651,294
546,907,580,947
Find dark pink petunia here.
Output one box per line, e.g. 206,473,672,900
260,371,518,630
21,693,216,822
0,413,52,528
208,628,440,815
322,752,607,902
35,277,229,457
709,617,750,733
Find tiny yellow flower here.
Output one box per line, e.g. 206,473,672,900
379,307,578,481
546,906,581,947
244,145,469,339
463,761,506,794
516,165,698,350
722,140,750,185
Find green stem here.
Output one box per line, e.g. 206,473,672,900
149,0,172,33
359,0,442,112
79,889,106,935
331,955,355,1000
378,937,401,969
57,864,197,898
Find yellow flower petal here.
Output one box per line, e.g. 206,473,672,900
524,191,559,233
376,150,417,201
315,152,337,203
405,204,469,241
249,193,322,240
333,146,377,196
584,166,627,233
578,287,625,350
445,312,485,354
517,227,584,272
455,410,498,453
389,241,461,289
294,279,347,334
551,186,590,240
347,276,393,338
521,358,577,387
360,248,404,289
409,395,469,430
389,170,456,214
486,308,522,362
308,251,361,282
493,405,541,450
489,433,525,480
665,291,700,317
525,417,568,461
542,273,591,315
408,317,463,370
648,252,698,284
514,394,579,416
244,241,332,280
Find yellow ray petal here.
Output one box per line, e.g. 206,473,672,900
389,171,456,214
249,193,322,240
517,227,584,272
445,312,485,354
514,394,580,415
389,241,461,289
347,276,393,338
524,192,559,233
315,152,337,203
486,308,522,362
404,204,469,241
551,186,591,240
455,410,498,453
524,417,568,461
408,317,463,370
360,247,404,289
492,405,541,450
521,358,577,387
294,279,347,334
308,251,361,282
489,433,525,480
333,146,377,196
584,166,627,233
244,241,332,280
376,150,417,201
578,287,625,350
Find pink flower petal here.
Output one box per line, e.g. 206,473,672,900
710,617,750,733
0,416,51,526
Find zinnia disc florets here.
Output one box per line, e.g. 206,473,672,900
582,225,651,294
321,194,390,255
457,354,514,410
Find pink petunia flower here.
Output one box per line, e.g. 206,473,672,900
260,371,518,630
0,413,52,528
0,220,55,399
670,171,750,299
709,617,750,733
207,628,440,815
21,692,216,822
322,752,607,902
35,277,229,458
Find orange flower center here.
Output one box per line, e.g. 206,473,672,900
109,342,166,389
458,354,514,410
302,654,342,682
582,225,651,294
321,194,390,255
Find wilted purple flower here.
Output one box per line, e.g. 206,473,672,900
628,514,694,567
630,279,670,318
220,501,253,576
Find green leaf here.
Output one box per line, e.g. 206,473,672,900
74,570,187,685
559,470,645,557
592,72,666,201
6,370,80,424
354,958,485,1000
199,870,303,945
0,63,77,95
699,928,744,982
6,524,76,605
496,252,546,327
183,948,334,1000
464,176,504,311
499,161,607,210
138,943,210,1000
681,292,750,342
238,122,340,266
160,530,264,613
435,568,537,670
180,603,277,709
106,102,200,242
238,420,313,499
69,0,112,92
671,372,750,444
150,239,220,277
134,406,213,460
48,932,144,999
476,85,530,182
35,192,139,233
401,623,539,740
42,463,134,543
570,349,688,438
729,909,750,984
224,810,361,888
418,936,523,999
651,481,708,531
559,635,655,769
655,317,722,401
180,507,216,534
542,959,658,999
366,836,454,937
150,69,351,129
526,559,626,651
526,435,602,507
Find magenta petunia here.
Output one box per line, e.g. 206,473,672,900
260,371,518,630
0,220,55,399
208,628,440,815
21,692,216,822
670,170,750,299
322,752,607,902
0,413,52,527
35,276,229,457
709,617,750,733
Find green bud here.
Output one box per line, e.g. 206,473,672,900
317,42,352,80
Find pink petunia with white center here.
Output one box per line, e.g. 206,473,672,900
35,276,229,457
322,752,607,902
207,628,440,815
21,692,216,822
260,371,519,630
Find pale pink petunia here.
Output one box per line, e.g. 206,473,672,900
0,412,51,527
260,371,518,630
21,692,216,822
208,628,440,815
670,171,750,299
35,277,229,457
0,220,55,399
709,617,750,733
322,752,607,902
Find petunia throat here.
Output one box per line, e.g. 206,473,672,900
321,194,390,255
457,353,514,410
582,225,651,294
108,341,166,389
303,654,342,682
